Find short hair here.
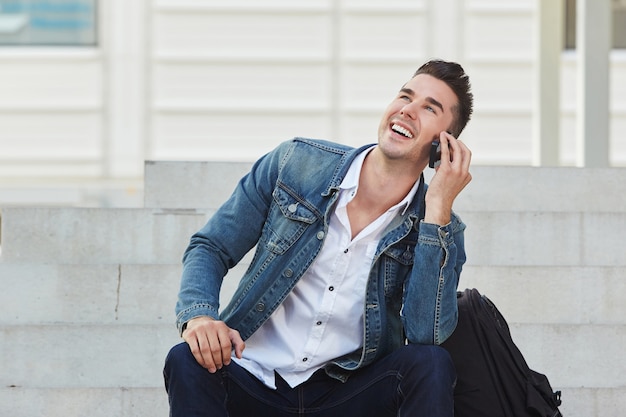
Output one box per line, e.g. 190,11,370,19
414,60,473,137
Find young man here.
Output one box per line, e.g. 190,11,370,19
164,59,473,417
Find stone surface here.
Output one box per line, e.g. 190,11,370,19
1,162,624,417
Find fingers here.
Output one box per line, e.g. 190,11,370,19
230,329,246,359
182,316,244,373
439,131,471,171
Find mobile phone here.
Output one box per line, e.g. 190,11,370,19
429,140,441,168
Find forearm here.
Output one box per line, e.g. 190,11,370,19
174,143,286,333
175,242,228,334
401,216,466,345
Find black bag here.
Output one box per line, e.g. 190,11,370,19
441,288,563,417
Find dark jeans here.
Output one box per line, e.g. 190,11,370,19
164,342,455,417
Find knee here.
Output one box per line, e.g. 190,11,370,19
401,344,455,384
164,342,197,376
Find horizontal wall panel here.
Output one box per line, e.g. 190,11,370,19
339,113,382,148
0,161,103,178
153,62,332,108
341,0,426,11
466,63,533,110
465,0,534,13
559,114,577,166
560,57,577,113
341,13,429,59
611,117,626,165
0,60,101,108
463,0,536,15
464,13,534,60
0,113,102,159
0,60,100,106
151,113,332,161
611,61,626,109
461,114,533,165
340,63,425,109
155,0,331,12
153,12,332,59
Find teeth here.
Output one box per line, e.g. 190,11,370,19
392,124,413,138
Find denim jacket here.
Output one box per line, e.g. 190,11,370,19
176,138,466,381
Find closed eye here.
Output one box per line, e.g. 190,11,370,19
398,87,414,102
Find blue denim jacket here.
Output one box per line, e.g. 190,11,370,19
176,138,466,381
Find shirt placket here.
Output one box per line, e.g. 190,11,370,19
294,206,353,369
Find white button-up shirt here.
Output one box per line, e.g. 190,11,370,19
233,147,419,388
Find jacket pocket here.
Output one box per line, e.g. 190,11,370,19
382,241,415,298
262,186,318,255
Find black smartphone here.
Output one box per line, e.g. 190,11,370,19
429,140,441,168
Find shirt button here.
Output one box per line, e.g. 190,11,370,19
343,248,349,253
302,357,308,362
288,203,298,213
316,231,325,240
255,303,265,312
283,269,294,278
328,286,334,291
316,321,322,325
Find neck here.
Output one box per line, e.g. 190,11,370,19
357,148,423,210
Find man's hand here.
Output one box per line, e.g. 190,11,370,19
182,316,245,373
424,131,472,225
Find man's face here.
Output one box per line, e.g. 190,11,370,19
377,73,457,164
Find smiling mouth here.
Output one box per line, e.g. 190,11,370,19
391,123,413,138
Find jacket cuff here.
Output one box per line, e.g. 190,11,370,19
176,304,219,336
418,220,454,247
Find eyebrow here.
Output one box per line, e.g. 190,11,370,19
425,96,444,113
399,88,445,113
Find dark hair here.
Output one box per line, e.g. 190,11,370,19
414,60,473,137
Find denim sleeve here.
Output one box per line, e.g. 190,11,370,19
401,214,466,345
174,141,290,334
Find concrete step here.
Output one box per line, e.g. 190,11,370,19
0,324,179,389
0,387,169,417
0,178,144,209
453,166,626,212
0,207,214,264
0,322,622,390
144,160,251,210
462,210,626,266
2,207,624,266
143,161,626,212
1,263,623,327
509,323,626,389
0,263,246,325
2,386,623,417
460,265,626,325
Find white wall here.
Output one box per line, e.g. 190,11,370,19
0,0,625,206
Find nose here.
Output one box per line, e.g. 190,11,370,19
400,101,418,120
